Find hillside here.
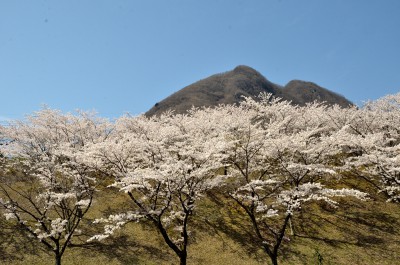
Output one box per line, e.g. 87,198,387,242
1,95,400,265
146,65,352,116
2,185,400,265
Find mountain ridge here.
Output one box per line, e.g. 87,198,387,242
146,65,352,116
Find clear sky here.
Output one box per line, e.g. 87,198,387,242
1,0,399,123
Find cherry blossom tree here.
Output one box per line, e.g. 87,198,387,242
3,92,398,265
357,93,400,202
0,109,111,265
87,112,226,265
213,95,368,265
329,93,400,203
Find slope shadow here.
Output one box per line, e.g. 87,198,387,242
199,192,400,264
0,220,49,263
70,218,175,265
280,199,400,262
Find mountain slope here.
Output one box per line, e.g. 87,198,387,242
283,80,352,108
146,65,352,116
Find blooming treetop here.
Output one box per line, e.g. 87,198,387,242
2,92,398,265
87,112,228,265
0,109,112,265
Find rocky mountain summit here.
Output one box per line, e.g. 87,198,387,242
146,65,352,116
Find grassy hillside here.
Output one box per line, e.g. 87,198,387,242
1,174,399,265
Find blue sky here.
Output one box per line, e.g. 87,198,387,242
1,0,399,122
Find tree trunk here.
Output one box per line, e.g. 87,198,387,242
269,254,278,265
55,253,62,265
179,250,187,265
288,216,294,236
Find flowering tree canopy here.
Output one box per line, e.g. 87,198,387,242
328,93,400,203
87,112,227,265
208,94,368,265
1,93,399,265
0,109,111,265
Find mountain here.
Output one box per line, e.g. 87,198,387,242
146,65,352,116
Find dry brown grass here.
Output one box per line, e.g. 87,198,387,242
1,174,400,265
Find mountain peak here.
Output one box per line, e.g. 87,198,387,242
286,80,317,87
283,79,352,107
146,67,353,116
233,65,258,74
